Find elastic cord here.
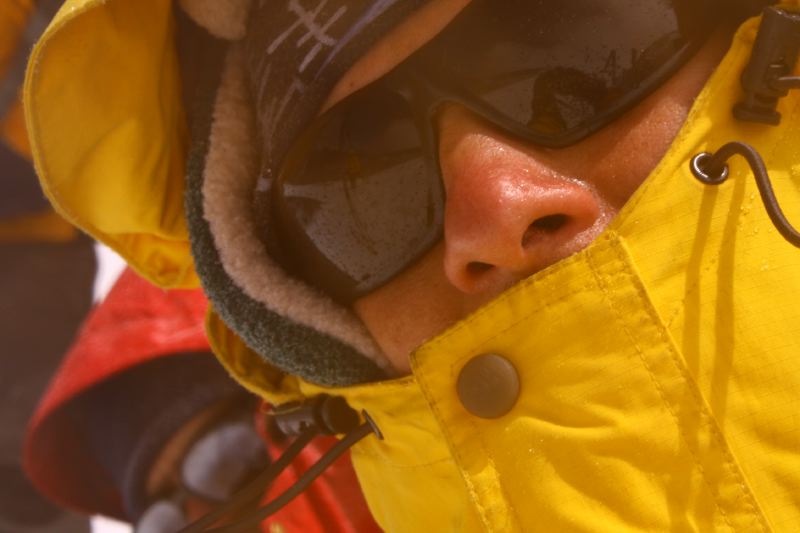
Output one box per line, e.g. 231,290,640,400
205,422,376,533
177,428,318,533
690,141,800,247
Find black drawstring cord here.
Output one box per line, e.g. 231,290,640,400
690,141,800,247
205,417,381,533
177,396,382,532
177,428,319,533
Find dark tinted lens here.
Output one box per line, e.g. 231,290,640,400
275,82,443,302
419,0,715,143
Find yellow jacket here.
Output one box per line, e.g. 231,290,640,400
26,1,800,530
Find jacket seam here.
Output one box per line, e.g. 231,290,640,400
417,265,596,356
590,239,770,532
416,376,498,531
588,242,735,531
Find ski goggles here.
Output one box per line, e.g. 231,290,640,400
271,0,721,303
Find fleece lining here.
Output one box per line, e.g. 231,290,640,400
201,46,388,369
182,0,427,385
184,34,388,386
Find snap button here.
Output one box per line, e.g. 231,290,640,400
457,353,520,419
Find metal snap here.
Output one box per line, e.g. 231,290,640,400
456,353,520,419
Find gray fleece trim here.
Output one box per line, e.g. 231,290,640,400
201,47,388,369
185,42,388,387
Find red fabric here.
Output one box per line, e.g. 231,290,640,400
254,410,382,533
24,269,210,516
23,269,380,532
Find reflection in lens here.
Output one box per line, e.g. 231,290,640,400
417,0,716,143
275,82,443,301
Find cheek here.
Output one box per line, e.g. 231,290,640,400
588,91,695,210
353,245,467,372
587,30,731,208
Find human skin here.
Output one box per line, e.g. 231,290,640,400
321,1,739,375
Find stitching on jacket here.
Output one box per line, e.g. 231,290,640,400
462,282,595,357
469,397,525,531
586,242,735,531
592,239,769,532
412,241,613,531
416,374,497,531
621,240,772,529
415,239,602,356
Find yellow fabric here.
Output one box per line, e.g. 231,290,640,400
26,0,800,530
208,13,800,532
24,0,197,288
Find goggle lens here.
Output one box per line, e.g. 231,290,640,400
276,84,443,302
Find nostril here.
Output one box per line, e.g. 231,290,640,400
466,261,493,277
522,214,570,248
530,214,569,233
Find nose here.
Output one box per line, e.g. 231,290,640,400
438,105,610,295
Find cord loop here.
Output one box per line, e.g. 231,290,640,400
690,140,800,247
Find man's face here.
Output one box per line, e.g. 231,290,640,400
319,0,732,373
